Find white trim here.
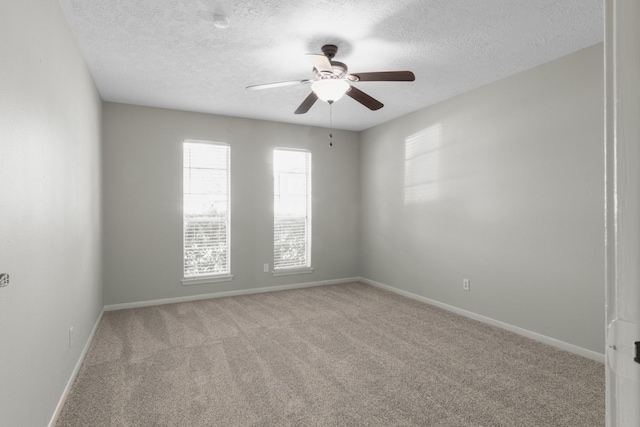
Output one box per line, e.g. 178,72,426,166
104,277,360,311
360,277,605,364
48,308,104,427
181,274,234,286
272,267,314,277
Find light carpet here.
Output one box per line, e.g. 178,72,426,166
56,282,604,426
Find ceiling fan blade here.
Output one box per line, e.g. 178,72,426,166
246,79,311,90
294,92,318,114
347,71,415,82
346,86,384,111
306,54,333,74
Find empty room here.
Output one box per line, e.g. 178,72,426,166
2,0,639,426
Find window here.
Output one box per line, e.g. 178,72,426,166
273,149,312,274
182,141,232,284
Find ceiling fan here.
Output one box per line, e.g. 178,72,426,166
246,44,415,114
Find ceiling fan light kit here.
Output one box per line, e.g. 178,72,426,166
247,44,415,115
311,79,350,103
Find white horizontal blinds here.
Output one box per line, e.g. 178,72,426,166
183,141,230,277
274,149,311,270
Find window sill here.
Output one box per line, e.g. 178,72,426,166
181,274,234,286
272,267,314,277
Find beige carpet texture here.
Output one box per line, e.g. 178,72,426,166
56,282,604,426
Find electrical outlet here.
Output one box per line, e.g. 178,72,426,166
463,279,470,291
263,263,269,273
69,327,74,348
0,273,9,287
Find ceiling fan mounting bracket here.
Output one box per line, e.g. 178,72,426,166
321,44,338,59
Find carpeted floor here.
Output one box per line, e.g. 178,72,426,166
56,282,604,426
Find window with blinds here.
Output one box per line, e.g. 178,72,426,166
183,141,230,278
273,149,312,271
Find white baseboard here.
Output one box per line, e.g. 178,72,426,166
104,277,361,311
48,308,104,427
360,277,605,364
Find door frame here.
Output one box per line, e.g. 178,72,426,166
605,0,640,425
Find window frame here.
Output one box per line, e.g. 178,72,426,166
272,148,313,276
181,140,233,285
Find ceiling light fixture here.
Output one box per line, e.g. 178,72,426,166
311,79,350,103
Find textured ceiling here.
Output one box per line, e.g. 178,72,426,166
58,0,603,131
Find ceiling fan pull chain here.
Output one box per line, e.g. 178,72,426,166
329,102,333,147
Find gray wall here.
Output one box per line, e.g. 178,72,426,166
0,0,103,425
360,44,604,353
102,103,360,305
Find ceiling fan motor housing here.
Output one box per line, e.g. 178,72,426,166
315,61,348,80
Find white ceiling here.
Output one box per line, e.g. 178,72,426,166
58,0,603,131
